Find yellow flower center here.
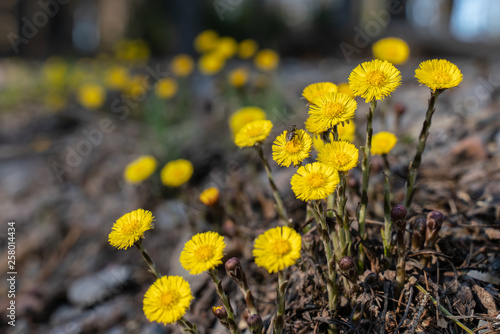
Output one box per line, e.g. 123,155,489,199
270,239,291,255
285,139,301,153
366,70,386,86
431,71,451,84
160,290,179,308
334,153,351,167
122,219,141,235
306,172,325,188
323,102,344,118
195,245,215,262
246,127,263,138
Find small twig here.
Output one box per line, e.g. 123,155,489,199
414,284,475,334
406,291,429,334
394,285,413,334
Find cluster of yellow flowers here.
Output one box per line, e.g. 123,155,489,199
123,156,193,187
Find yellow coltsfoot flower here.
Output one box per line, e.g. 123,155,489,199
161,159,193,187
123,155,157,184
348,59,401,103
317,140,359,172
170,54,194,77
238,39,258,59
302,82,338,104
306,93,357,134
77,83,106,110
143,275,193,324
234,119,273,148
371,131,398,155
228,67,249,88
199,187,220,206
291,162,340,201
194,30,219,53
254,49,279,72
415,59,463,91
154,78,178,100
253,226,302,273
372,37,410,65
109,209,154,250
272,128,312,167
180,231,226,275
312,121,356,151
229,107,266,136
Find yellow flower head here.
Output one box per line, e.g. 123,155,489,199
199,187,220,206
317,141,359,172
253,226,302,273
312,122,356,151
104,65,130,90
143,275,193,324
155,78,178,100
291,162,340,201
229,107,266,136
77,83,106,110
43,57,67,89
170,54,194,77
306,93,357,134
228,67,249,88
371,131,397,155
272,129,312,167
254,49,279,72
126,75,149,99
415,59,463,91
161,159,193,187
114,39,150,64
109,209,154,250
198,52,226,75
302,82,338,104
238,39,258,59
372,37,410,65
194,30,219,53
213,37,238,59
124,155,157,184
235,119,273,148
180,231,226,275
348,59,402,103
337,82,354,98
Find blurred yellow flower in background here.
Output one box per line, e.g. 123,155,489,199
126,75,149,100
229,106,266,136
272,129,312,167
228,67,249,88
123,155,157,184
348,59,401,103
155,78,178,100
77,83,106,110
198,52,226,75
42,57,68,89
234,119,273,148
302,82,338,104
170,54,194,77
415,59,463,91
44,92,67,112
238,39,258,59
114,39,150,64
143,276,193,324
254,49,279,72
291,162,339,201
104,65,130,90
109,209,154,250
213,37,238,59
180,231,226,275
371,131,397,155
372,37,410,65
199,187,220,206
336,82,354,98
194,30,219,53
253,226,302,273
317,140,359,172
161,159,193,187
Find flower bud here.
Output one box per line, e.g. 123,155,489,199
225,257,247,286
411,217,426,250
391,205,408,230
425,210,444,247
394,102,406,116
212,305,227,320
247,314,263,333
339,256,357,282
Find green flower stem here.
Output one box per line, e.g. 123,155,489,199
209,269,239,334
358,100,377,271
311,201,338,311
273,270,287,334
337,172,352,257
382,154,393,266
256,144,289,224
404,89,443,209
177,317,200,334
135,239,162,279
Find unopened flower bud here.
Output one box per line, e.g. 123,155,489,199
225,257,247,286
411,217,426,250
212,305,227,320
425,210,444,247
391,205,408,230
339,256,357,282
247,314,263,333
394,103,406,116
302,233,314,251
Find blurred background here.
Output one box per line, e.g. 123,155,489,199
1,0,500,333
